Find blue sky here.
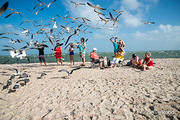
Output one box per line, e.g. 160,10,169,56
0,0,180,55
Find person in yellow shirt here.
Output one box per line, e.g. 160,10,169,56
111,48,124,67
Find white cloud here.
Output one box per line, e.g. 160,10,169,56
63,0,100,26
0,24,17,32
121,10,143,27
0,24,29,41
121,0,141,10
119,0,143,27
112,0,159,28
132,24,180,50
159,24,172,32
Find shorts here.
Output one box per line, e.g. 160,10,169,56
112,58,123,64
69,51,74,55
80,53,85,58
92,59,100,64
126,61,132,66
39,55,45,62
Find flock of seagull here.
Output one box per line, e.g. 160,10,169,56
1,65,81,93
2,68,30,93
0,0,155,63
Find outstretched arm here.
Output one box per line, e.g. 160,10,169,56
109,37,114,44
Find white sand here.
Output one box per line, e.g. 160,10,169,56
0,58,180,120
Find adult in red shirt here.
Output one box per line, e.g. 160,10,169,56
90,48,99,62
142,52,154,70
54,43,63,65
90,48,107,69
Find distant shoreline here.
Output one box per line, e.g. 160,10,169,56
0,50,180,64
0,49,180,56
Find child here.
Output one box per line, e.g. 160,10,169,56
137,58,142,68
69,43,74,65
142,52,154,70
126,54,139,67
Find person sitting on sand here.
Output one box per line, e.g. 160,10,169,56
126,54,139,67
110,37,118,55
142,52,154,70
137,58,142,68
69,43,75,65
111,48,124,67
54,43,63,65
38,43,47,66
77,37,86,66
90,48,107,69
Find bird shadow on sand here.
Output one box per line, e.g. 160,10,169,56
61,76,69,79
50,76,62,79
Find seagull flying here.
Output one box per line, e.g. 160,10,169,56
109,12,121,26
144,21,155,24
0,1,8,16
58,67,81,76
70,1,85,7
87,2,106,10
112,9,124,15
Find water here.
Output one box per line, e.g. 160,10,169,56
0,50,180,64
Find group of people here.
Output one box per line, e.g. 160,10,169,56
37,37,87,66
90,37,154,70
37,36,154,71
127,52,154,71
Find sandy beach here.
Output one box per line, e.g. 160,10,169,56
0,58,179,120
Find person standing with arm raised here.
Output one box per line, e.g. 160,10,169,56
110,37,119,55
38,43,47,66
77,37,86,66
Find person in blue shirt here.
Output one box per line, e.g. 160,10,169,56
77,37,86,66
110,37,118,55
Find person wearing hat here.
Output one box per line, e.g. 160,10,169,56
54,43,63,65
90,48,107,69
90,48,99,62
